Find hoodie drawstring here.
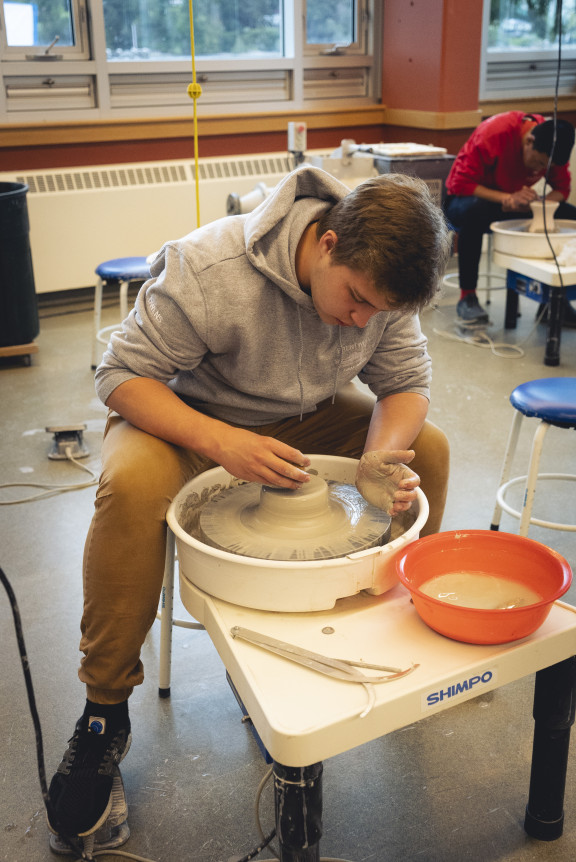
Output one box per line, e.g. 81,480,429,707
332,327,343,404
296,306,305,420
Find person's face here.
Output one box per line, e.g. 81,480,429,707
523,135,551,174
308,231,392,328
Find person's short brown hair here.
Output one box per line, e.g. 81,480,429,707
316,172,451,312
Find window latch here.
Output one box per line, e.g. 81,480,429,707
26,35,63,62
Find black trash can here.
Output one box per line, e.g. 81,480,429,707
0,182,39,348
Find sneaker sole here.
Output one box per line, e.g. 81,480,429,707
49,768,130,854
47,732,132,842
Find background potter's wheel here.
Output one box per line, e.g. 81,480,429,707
198,474,391,561
491,219,576,258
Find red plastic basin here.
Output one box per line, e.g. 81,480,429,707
396,530,572,644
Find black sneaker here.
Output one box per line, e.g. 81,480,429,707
47,714,131,841
457,294,490,323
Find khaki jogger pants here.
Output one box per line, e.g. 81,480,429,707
79,384,449,703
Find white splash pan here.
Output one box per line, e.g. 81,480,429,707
169,454,428,612
491,219,576,259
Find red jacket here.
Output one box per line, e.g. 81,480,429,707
446,111,571,199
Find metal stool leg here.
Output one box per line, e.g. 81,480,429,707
519,420,550,537
484,234,494,304
157,526,205,698
118,278,130,323
91,276,105,369
491,410,524,530
159,528,176,698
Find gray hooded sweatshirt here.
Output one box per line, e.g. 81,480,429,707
95,165,431,426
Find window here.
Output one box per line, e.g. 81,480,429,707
0,0,380,120
102,0,282,62
2,0,89,58
306,0,355,47
481,0,576,99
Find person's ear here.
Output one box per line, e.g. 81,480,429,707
319,230,337,255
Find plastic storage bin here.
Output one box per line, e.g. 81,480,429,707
0,182,39,349
373,154,455,207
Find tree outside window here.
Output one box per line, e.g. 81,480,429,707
488,0,576,50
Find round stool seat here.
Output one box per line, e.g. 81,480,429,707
95,256,151,281
510,378,576,428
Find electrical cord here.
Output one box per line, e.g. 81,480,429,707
248,765,355,862
430,299,549,359
540,0,565,291
0,446,98,505
2,563,356,862
0,564,158,862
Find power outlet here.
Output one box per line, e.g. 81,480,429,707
46,424,90,460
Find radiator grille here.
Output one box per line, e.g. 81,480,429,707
16,155,295,195
0,152,304,293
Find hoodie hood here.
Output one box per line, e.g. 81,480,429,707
244,165,351,305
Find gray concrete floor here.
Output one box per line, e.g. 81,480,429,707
1,258,576,862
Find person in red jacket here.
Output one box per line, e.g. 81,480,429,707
445,112,576,326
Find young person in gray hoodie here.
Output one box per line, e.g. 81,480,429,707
47,164,452,852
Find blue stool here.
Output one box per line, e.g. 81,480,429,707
491,377,576,537
91,256,151,368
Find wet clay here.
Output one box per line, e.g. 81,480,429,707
195,474,392,561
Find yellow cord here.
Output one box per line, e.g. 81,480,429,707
187,0,202,227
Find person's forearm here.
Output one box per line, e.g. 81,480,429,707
105,377,310,487
473,184,512,205
363,392,429,454
473,184,539,209
106,377,231,460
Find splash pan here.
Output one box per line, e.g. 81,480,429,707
491,219,576,259
396,530,572,644
169,455,429,612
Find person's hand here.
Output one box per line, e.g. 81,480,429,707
502,186,537,212
355,449,419,516
214,426,311,488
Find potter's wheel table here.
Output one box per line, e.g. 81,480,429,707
493,250,576,366
179,575,576,860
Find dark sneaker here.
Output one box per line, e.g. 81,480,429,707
47,714,131,842
457,295,490,323
49,767,130,856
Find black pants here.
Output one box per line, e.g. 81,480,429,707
444,196,576,293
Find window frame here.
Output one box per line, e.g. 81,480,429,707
480,0,576,101
0,0,91,60
0,0,381,121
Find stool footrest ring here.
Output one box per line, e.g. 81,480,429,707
496,473,576,532
96,323,124,346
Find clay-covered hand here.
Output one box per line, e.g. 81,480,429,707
355,450,420,516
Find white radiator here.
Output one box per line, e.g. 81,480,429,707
0,152,300,294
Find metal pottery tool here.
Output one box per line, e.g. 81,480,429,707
230,626,419,718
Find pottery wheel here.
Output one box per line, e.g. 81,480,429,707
197,474,391,561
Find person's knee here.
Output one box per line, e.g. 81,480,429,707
413,421,450,470
411,421,450,535
99,428,184,505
